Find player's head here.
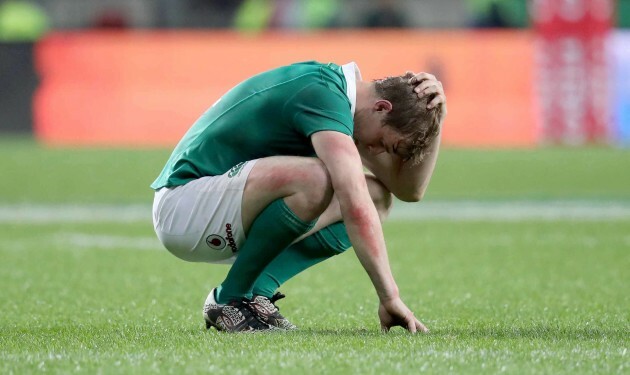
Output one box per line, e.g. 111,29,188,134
372,73,442,163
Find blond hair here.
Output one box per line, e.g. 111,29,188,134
373,73,442,164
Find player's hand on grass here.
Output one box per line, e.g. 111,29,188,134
407,72,447,113
378,297,429,334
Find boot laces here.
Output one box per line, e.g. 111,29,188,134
232,299,271,329
269,292,286,305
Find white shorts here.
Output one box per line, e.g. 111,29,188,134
152,160,257,264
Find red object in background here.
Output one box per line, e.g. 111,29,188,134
34,30,536,148
532,0,613,144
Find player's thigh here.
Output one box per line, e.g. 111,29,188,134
241,156,331,232
152,168,255,264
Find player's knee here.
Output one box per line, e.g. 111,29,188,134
366,175,393,222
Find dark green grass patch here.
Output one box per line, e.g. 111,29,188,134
1,220,628,374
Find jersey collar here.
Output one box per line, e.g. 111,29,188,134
341,62,362,116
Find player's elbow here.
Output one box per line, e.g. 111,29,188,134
397,188,425,203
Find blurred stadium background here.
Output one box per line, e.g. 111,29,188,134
0,0,629,146
1,1,629,373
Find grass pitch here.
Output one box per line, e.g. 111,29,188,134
1,139,628,374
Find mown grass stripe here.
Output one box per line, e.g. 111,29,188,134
1,201,630,223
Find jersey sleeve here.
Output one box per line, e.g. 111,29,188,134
285,82,354,138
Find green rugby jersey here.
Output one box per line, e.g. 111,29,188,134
151,61,359,190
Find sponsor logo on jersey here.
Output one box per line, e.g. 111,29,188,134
227,162,247,178
225,223,238,253
206,234,227,250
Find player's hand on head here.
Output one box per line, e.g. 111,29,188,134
378,297,429,334
407,72,447,111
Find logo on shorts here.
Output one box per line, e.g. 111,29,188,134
225,223,238,253
205,234,227,251
227,162,247,178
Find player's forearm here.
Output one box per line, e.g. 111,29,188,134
312,131,401,301
396,132,442,202
338,194,400,301
361,132,441,202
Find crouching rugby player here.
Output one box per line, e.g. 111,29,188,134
151,61,446,332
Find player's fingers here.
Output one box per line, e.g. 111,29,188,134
381,323,390,333
413,81,433,94
413,72,437,83
417,77,438,87
428,94,446,109
419,84,440,96
414,82,444,100
416,319,429,333
401,310,418,334
409,72,436,85
406,317,417,334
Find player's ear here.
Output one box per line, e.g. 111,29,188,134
374,99,393,113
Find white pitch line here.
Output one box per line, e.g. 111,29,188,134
391,200,630,221
0,204,150,224
1,201,630,223
54,232,161,250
